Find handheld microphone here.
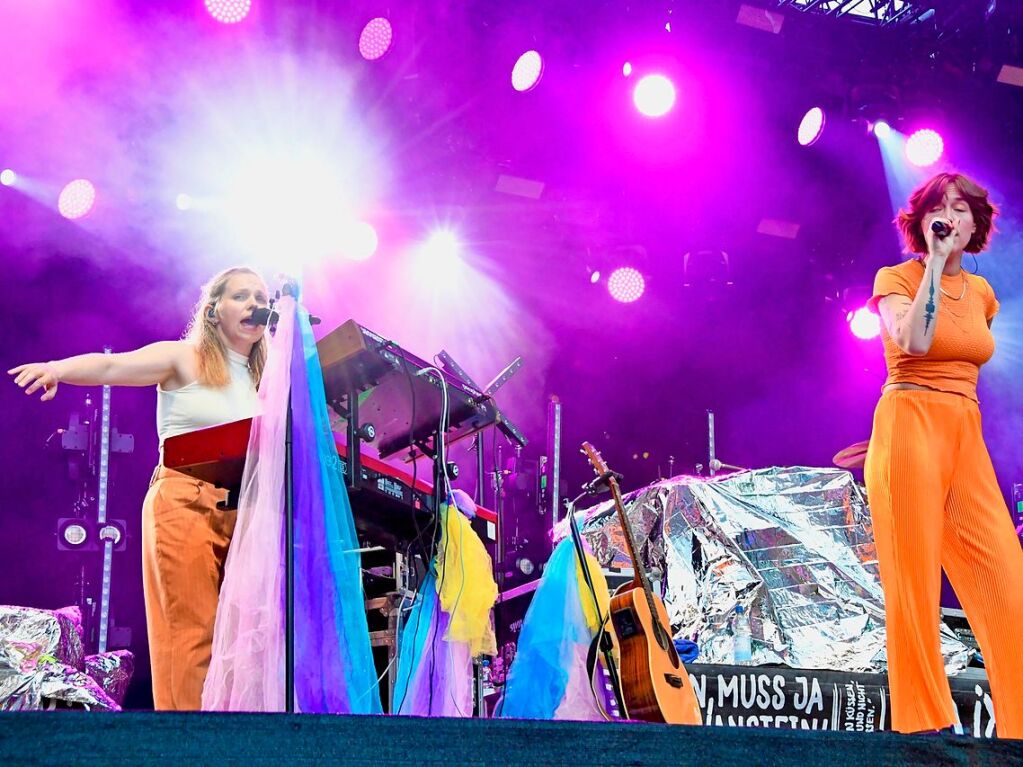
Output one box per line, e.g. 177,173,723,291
931,220,953,239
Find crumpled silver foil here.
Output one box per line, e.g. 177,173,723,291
0,605,125,711
84,651,134,706
561,466,971,674
0,605,84,670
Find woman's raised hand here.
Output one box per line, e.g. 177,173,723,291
8,362,61,401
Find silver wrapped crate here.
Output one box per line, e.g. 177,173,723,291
565,466,971,674
0,605,130,711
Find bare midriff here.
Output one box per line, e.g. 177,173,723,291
883,382,936,392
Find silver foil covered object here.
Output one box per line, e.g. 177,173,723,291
560,466,971,675
0,605,124,711
85,651,135,707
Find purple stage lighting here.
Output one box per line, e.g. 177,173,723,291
359,18,393,61
511,51,543,92
58,179,96,220
0,169,15,186
905,129,944,167
623,62,633,77
849,307,881,340
797,107,825,146
204,0,251,24
607,267,645,303
633,74,676,118
872,120,891,138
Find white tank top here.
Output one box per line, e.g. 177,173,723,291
156,347,259,449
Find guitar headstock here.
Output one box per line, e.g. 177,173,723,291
581,441,610,479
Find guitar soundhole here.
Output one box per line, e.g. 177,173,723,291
660,629,682,669
612,608,639,639
652,622,668,651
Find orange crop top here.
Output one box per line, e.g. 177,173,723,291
869,259,999,402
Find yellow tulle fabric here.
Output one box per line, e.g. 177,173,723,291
576,549,611,636
436,503,498,656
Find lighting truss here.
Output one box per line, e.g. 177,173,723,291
775,0,936,27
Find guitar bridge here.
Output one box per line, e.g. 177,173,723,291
664,673,684,689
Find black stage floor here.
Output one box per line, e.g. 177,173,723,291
2,710,1022,767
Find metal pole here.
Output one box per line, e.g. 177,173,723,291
285,400,295,713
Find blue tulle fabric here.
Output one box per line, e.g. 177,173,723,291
498,539,594,719
291,310,382,714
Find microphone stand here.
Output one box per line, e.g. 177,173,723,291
263,283,312,715
563,489,627,719
285,402,295,713
700,410,746,476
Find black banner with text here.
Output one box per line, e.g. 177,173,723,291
687,664,995,738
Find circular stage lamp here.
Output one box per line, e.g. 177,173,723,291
607,267,645,303
511,51,543,92
359,18,393,61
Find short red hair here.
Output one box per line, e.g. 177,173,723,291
895,172,998,255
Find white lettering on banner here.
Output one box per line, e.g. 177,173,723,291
973,684,996,739
688,671,833,730
705,673,788,711
793,676,824,714
718,673,738,708
687,669,994,736
841,680,879,732
690,673,707,708
703,711,834,730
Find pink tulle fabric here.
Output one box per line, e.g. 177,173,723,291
553,644,605,721
201,298,295,711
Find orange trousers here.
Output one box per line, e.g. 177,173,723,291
865,388,1023,737
141,466,235,711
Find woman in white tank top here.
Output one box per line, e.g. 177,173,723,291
9,267,269,710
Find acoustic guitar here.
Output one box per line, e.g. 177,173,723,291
581,441,702,724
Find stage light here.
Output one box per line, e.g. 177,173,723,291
58,179,96,220
204,0,251,24
411,228,466,290
98,524,122,546
623,62,633,77
342,221,378,261
849,307,881,340
0,169,16,186
797,107,825,146
633,74,676,118
227,149,363,262
511,50,543,92
607,267,645,303
872,120,891,138
62,523,88,547
423,229,462,265
359,17,393,60
590,270,601,284
515,557,535,576
176,193,192,211
905,129,944,167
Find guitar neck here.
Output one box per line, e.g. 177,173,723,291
581,443,661,616
608,479,655,599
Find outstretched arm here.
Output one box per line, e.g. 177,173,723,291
8,341,189,401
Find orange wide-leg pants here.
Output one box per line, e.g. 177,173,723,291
865,388,1023,737
141,466,235,711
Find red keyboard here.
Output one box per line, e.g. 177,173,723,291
163,417,497,546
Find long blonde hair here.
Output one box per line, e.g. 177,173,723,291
185,266,268,388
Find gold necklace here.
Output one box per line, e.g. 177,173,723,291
939,273,967,301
